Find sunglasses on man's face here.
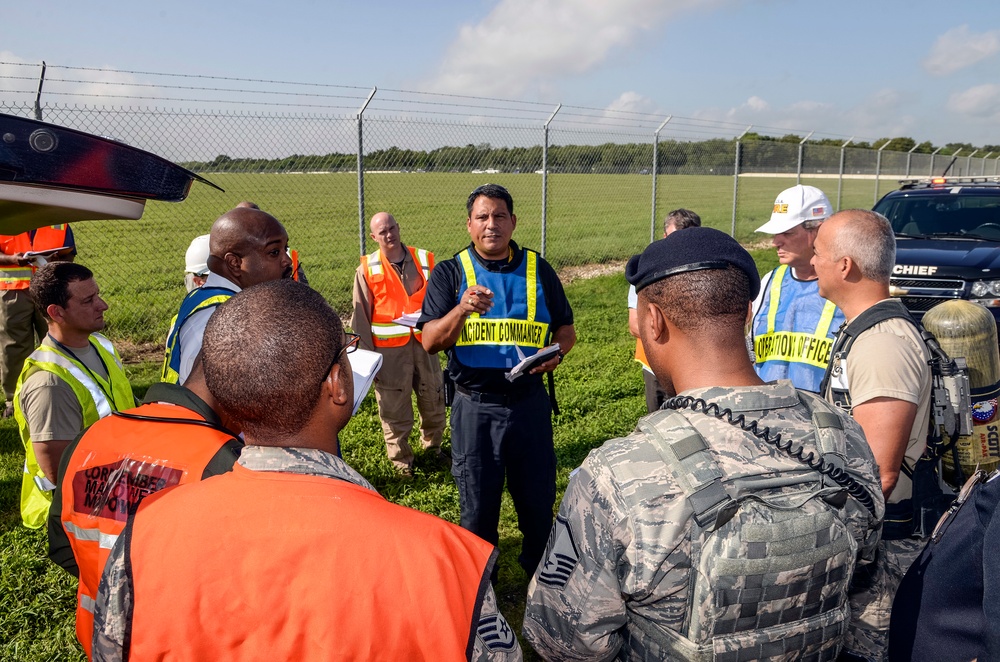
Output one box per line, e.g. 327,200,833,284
322,333,360,383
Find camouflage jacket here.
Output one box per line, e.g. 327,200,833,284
92,445,521,662
523,381,883,661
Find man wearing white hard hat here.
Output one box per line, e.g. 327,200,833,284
184,234,211,293
749,185,844,393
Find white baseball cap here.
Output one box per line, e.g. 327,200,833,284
755,185,833,234
184,234,211,275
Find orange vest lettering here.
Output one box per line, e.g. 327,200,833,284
0,225,69,290
60,402,236,658
362,246,434,348
125,466,494,660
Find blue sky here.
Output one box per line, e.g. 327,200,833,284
2,0,999,146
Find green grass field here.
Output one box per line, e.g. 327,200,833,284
72,171,877,345
0,248,780,661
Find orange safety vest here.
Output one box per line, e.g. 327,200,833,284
0,225,69,290
123,465,495,660
290,249,301,282
361,246,434,348
634,339,651,370
60,402,237,658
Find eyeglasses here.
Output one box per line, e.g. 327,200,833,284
321,333,360,384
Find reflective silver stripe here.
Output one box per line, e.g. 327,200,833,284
63,519,119,549
371,322,413,338
29,348,112,418
416,249,431,279
367,251,383,276
91,333,124,369
80,594,96,614
25,460,56,489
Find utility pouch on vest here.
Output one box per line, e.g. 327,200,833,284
910,457,955,539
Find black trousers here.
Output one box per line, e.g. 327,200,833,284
450,382,556,576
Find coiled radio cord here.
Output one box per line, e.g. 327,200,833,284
664,395,879,519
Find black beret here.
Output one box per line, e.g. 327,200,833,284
625,226,761,299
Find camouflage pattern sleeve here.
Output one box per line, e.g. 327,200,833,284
470,581,523,661
91,529,131,661
522,456,633,661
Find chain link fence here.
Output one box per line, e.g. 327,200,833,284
2,62,999,348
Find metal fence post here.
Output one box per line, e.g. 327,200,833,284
650,116,671,243
967,149,979,177
731,126,751,237
356,87,377,257
33,61,47,121
995,155,1000,176
874,140,891,206
796,131,813,185
930,146,943,176
837,137,852,210
981,152,993,176
540,104,561,259
905,143,919,177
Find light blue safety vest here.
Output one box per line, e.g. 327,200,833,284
752,265,845,393
162,286,234,383
454,248,552,369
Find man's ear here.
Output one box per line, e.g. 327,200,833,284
223,252,242,277
840,255,855,281
325,362,350,407
643,301,669,344
46,304,65,325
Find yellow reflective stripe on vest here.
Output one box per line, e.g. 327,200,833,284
457,251,479,318
456,318,548,348
815,299,838,338
28,348,114,418
753,331,834,369
366,251,383,276
525,250,537,322
416,249,431,280
0,266,33,286
765,265,787,335
371,321,414,340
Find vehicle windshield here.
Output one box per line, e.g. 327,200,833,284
876,191,1000,240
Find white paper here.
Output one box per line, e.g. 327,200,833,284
23,246,71,259
505,343,561,382
392,311,422,328
347,348,383,415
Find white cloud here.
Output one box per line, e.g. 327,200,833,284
426,0,722,97
923,25,1000,76
695,88,917,140
947,83,1000,119
603,91,658,116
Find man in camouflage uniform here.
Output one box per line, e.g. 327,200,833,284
523,228,883,661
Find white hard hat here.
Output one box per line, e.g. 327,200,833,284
185,234,211,275
755,185,833,234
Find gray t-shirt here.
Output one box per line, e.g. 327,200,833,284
20,335,110,442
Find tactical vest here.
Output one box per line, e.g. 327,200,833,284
15,334,135,529
752,266,844,393
60,401,238,658
161,285,234,383
618,393,877,661
121,465,498,660
454,248,551,369
0,225,69,290
361,246,433,348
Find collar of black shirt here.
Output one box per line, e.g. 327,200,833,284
466,240,522,273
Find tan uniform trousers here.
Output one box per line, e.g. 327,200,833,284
374,335,446,470
0,289,47,402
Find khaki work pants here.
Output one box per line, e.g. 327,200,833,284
373,336,446,470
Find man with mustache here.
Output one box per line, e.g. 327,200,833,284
161,206,292,384
750,185,844,393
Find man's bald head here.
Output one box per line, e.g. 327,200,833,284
208,207,292,288
369,211,403,259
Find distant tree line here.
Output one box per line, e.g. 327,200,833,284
183,135,1000,176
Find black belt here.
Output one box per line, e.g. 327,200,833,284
454,384,536,407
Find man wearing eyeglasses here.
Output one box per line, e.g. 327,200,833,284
351,211,446,478
420,184,576,580
162,206,293,384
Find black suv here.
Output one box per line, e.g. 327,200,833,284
875,177,1000,325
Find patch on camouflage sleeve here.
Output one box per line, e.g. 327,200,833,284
536,515,579,589
477,612,517,651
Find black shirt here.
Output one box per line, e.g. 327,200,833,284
418,241,573,393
